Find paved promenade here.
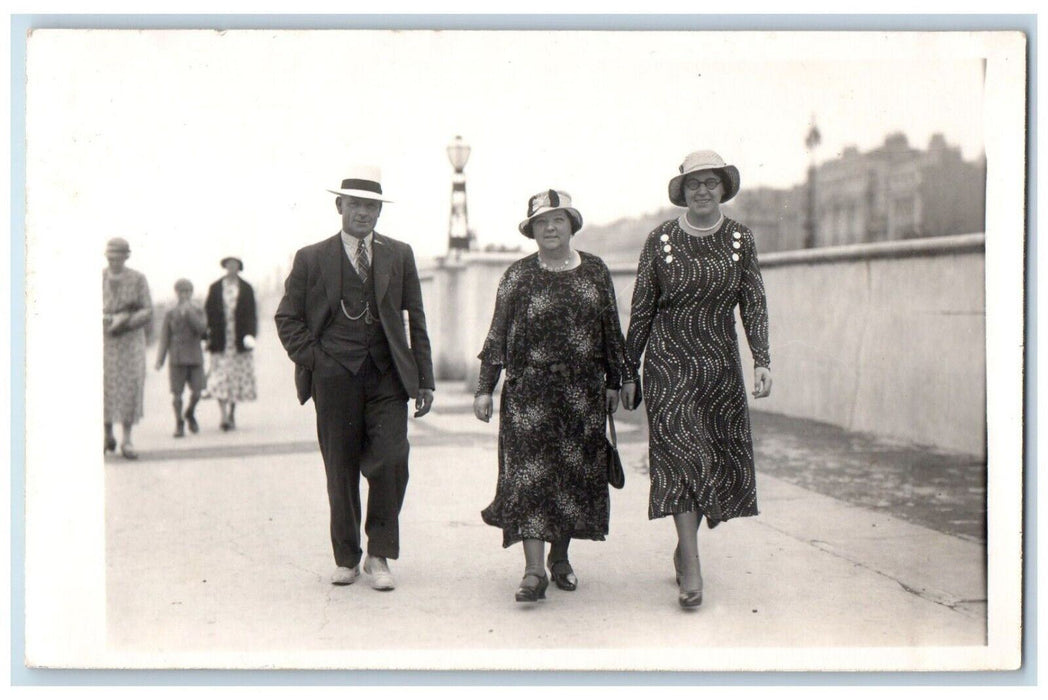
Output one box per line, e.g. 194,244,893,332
103,329,987,671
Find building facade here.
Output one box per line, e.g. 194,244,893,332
724,132,986,252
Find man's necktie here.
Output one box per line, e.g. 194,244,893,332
356,238,370,285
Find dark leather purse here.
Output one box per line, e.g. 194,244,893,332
607,412,625,489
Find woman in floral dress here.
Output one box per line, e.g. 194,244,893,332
474,190,634,603
204,256,258,430
103,237,153,459
622,150,773,609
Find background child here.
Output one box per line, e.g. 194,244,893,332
155,278,208,437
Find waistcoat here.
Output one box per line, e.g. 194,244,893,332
318,247,393,374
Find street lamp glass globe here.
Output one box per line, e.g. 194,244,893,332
447,136,471,171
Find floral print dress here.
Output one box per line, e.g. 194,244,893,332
477,252,635,547
103,267,152,424
206,277,257,402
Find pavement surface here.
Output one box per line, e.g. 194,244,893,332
103,328,988,671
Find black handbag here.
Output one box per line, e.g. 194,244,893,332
607,412,625,489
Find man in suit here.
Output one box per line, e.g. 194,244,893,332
275,165,435,591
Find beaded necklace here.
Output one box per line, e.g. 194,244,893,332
537,250,579,272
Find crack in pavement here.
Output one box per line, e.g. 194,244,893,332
757,522,983,619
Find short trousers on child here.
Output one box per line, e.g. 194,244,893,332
169,364,205,394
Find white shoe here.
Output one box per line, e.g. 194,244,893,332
363,556,396,591
331,565,360,586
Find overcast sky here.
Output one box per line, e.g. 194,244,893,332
26,29,988,296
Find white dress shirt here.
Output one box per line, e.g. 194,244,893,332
340,230,373,274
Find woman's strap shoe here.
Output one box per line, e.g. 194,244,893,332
514,573,549,602
547,558,578,591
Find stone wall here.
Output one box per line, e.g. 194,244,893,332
420,234,986,457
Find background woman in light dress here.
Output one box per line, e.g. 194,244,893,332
204,256,258,431
622,150,773,609
474,189,634,603
103,237,153,460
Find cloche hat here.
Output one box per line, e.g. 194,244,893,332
668,150,741,206
518,189,583,237
326,164,395,203
220,256,244,272
105,237,130,255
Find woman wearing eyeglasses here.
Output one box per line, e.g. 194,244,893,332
620,150,773,609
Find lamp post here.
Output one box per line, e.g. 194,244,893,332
804,117,821,249
446,135,473,256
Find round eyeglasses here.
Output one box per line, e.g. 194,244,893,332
684,178,722,191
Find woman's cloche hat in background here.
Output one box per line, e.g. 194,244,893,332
220,256,244,272
518,189,583,237
326,164,395,203
668,150,741,206
105,237,131,255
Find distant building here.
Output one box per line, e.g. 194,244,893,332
724,132,986,251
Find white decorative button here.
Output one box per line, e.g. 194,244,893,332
660,234,670,242
663,245,672,253
731,253,740,262
732,241,741,249
733,231,741,240
665,255,674,263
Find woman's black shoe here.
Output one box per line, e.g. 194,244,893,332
547,558,578,591
514,573,549,602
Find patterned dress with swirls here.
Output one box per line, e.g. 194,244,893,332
625,216,770,525
103,268,152,424
477,252,635,548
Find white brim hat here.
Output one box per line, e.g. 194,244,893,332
326,164,394,203
518,189,583,238
668,150,741,206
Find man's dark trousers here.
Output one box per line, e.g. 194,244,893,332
312,351,409,569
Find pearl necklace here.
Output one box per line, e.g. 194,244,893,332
538,250,577,272
683,213,724,233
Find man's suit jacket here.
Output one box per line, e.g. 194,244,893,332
274,232,435,405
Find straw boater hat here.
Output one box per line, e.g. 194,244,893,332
667,150,741,206
326,164,395,203
517,189,583,237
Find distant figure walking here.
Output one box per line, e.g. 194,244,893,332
205,256,258,431
102,237,153,460
622,150,773,609
155,278,208,437
474,189,634,603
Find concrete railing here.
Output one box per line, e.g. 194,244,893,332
268,233,981,459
